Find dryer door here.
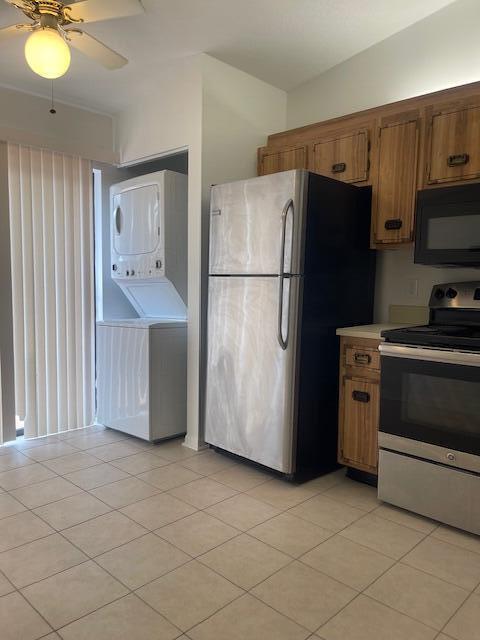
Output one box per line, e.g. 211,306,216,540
113,184,160,256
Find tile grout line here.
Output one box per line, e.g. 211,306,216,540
1,432,479,637
1,491,464,639
18,505,186,636
345,520,474,636
436,589,480,637
186,467,477,636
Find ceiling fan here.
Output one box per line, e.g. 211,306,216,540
0,0,144,79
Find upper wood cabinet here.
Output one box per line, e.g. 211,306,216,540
258,81,480,248
310,129,369,183
258,144,308,175
372,118,419,244
427,103,480,184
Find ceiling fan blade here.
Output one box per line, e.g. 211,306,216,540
66,30,128,70
65,0,144,24
0,23,31,44
4,1,35,12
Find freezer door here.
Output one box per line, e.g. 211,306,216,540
209,170,307,275
205,275,301,473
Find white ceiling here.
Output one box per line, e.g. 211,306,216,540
0,0,458,113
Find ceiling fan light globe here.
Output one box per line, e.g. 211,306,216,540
24,27,71,79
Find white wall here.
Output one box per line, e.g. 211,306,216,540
115,55,204,449
374,247,480,321
201,55,286,189
0,86,115,163
114,54,286,449
287,0,480,128
199,55,287,444
286,0,480,321
114,57,203,166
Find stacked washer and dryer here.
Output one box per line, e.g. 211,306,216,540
96,171,188,442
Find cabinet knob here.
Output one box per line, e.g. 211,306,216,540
384,218,403,231
352,390,370,403
331,162,346,173
447,153,469,167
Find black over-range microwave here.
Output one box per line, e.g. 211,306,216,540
415,183,480,266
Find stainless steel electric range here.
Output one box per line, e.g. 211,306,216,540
378,281,480,535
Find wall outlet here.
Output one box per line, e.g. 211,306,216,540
407,278,419,297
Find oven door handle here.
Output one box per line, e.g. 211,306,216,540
379,343,480,367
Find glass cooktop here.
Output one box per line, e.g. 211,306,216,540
382,324,480,350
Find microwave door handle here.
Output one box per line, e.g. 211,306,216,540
277,198,294,350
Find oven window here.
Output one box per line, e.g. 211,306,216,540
403,374,480,433
427,214,480,250
381,355,480,455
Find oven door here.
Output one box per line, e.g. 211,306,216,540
380,344,480,461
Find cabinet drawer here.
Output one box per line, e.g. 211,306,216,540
345,346,380,371
311,130,369,183
428,105,480,183
341,378,379,471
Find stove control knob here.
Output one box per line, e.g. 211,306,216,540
446,288,458,299
434,288,445,300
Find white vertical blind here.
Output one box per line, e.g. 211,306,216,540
7,143,94,438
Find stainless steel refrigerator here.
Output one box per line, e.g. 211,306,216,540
205,170,375,478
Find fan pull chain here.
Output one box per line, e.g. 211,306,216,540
50,80,56,115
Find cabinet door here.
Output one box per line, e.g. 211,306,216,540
428,105,480,183
258,145,308,176
373,119,419,244
340,377,379,472
311,130,369,183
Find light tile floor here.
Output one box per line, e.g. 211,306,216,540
0,426,478,639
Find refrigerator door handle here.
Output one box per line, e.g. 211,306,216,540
277,198,294,350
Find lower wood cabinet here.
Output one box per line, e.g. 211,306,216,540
338,336,380,475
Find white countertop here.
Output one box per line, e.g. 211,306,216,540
336,323,412,340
